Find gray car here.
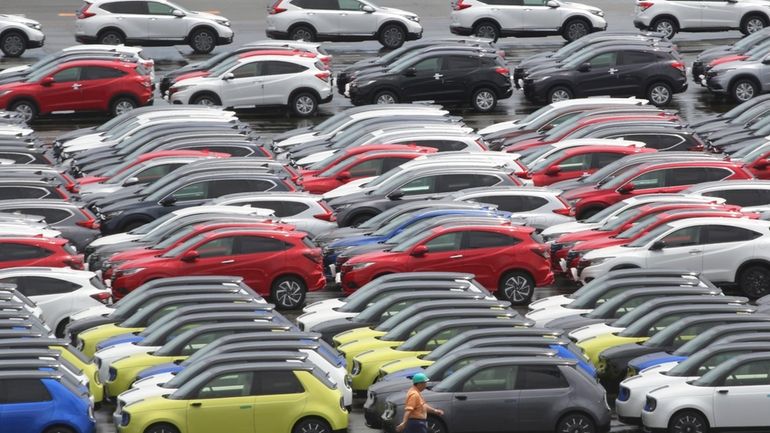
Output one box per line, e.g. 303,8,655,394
0,199,100,250
382,357,611,433
706,51,770,102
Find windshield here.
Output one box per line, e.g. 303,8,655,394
161,234,203,258
517,104,552,126
735,28,769,50
390,228,437,252
616,214,658,239
746,40,770,60
209,57,240,77
24,64,60,83
732,103,770,125
388,50,429,72
541,117,580,141
366,166,405,189
600,208,643,231
380,43,416,64
529,150,567,173
520,145,556,166
106,162,152,185
583,200,628,223
152,226,197,251
735,141,770,162
626,223,672,248
310,150,345,171
199,51,231,70
563,48,601,69
313,111,354,134
600,169,637,190
554,37,593,59
370,213,414,236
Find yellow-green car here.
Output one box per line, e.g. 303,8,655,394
577,332,647,365
54,342,105,402
116,362,348,433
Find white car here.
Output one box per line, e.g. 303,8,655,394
169,55,332,117
641,352,770,433
0,14,44,57
634,0,770,39
522,139,647,167
578,218,770,298
683,179,770,211
74,0,234,53
0,268,110,336
266,0,422,49
450,0,606,42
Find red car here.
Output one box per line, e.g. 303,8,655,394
560,160,754,219
525,145,656,186
299,147,437,194
110,228,325,309
77,150,230,185
738,146,770,179
0,59,153,122
299,144,436,177
339,224,553,304
0,237,84,270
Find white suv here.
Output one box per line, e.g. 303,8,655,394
74,0,234,54
266,0,422,49
634,0,770,39
0,14,45,57
450,0,607,42
168,54,332,117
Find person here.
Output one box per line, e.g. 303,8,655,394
396,372,444,433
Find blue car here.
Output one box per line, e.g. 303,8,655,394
0,370,94,433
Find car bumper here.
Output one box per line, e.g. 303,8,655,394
348,86,375,105
265,29,291,40
449,25,474,36
75,35,99,44
522,80,547,102
706,75,729,94
27,36,45,48
633,17,652,30
692,61,704,83
406,30,422,41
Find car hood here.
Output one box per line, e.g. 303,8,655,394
115,254,168,271
710,58,760,72
339,243,390,258
561,1,602,13
188,10,225,21
62,133,109,151
0,14,40,26
574,237,626,251
98,194,148,214
0,65,30,76
526,64,567,78
542,221,598,237
560,184,603,200
0,81,28,91
545,314,608,332
323,177,376,200
377,6,418,19
709,55,747,67
173,73,212,86
327,188,375,206
696,45,732,60
330,234,386,248
314,227,370,244
345,58,383,72
583,244,635,260
88,232,138,247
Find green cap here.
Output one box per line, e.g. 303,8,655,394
412,372,429,384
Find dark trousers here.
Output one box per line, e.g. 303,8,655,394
404,419,428,433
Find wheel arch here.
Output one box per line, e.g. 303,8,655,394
288,87,321,106
560,14,592,30
7,95,39,112
41,422,79,433
472,17,502,30
666,406,714,431
287,22,317,36
377,20,408,35
553,409,600,433
342,206,381,226
728,74,762,92
108,93,138,111
291,415,334,433
272,272,309,289
188,90,221,106
0,28,28,43
651,14,680,29
187,24,219,42
97,26,127,40
736,258,770,281
741,11,770,26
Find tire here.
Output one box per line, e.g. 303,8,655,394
427,416,448,433
291,92,318,117
292,418,331,433
647,81,673,106
373,90,398,105
500,271,535,305
471,87,497,112
110,96,137,117
741,14,767,35
191,92,222,106
9,99,37,123
473,20,500,41
144,423,180,433
290,25,316,42
562,18,590,42
1,31,26,57
98,29,125,45
348,213,375,227
189,28,216,54
547,86,573,103
739,264,770,298
651,17,677,39
55,319,69,338
378,23,406,49
668,410,709,433
731,78,759,103
271,275,307,310
557,412,596,433
44,427,75,433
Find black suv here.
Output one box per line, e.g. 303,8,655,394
348,50,512,112
523,45,687,106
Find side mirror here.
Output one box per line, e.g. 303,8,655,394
222,72,235,81
755,158,770,169
388,190,405,200
763,56,770,65
545,165,561,176
650,240,666,251
159,195,177,206
181,250,199,262
577,62,591,73
41,76,55,86
362,5,375,13
336,171,352,181
404,67,417,77
411,245,429,256
547,0,559,7
172,9,186,17
123,176,140,186
618,182,635,194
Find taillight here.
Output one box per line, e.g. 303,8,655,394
553,207,574,216
77,208,100,229
321,56,332,65
670,61,686,72
77,2,96,19
55,187,68,199
495,66,510,77
285,164,300,181
530,247,550,260
315,201,336,221
269,0,286,14
303,251,323,264
475,138,489,150
453,0,472,10
315,71,331,83
90,292,112,305
64,257,85,270
515,171,530,179
497,50,506,59
638,1,654,11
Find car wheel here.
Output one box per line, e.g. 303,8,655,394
471,88,497,112
189,28,215,54
731,78,758,103
652,17,677,39
668,411,709,433
349,213,375,227
272,276,307,310
373,90,398,105
378,24,406,49
55,319,69,338
290,25,316,42
562,19,590,42
110,96,137,117
191,92,222,106
557,413,596,433
292,418,331,433
741,14,767,35
647,82,673,106
291,92,318,117
9,99,37,122
99,29,125,45
427,417,448,433
739,265,770,298
1,31,26,57
548,86,573,103
473,21,499,41
143,423,180,433
500,271,535,305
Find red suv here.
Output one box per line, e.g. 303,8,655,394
526,145,656,186
298,144,436,177
0,237,84,270
0,59,153,122
561,160,754,219
77,150,230,185
299,147,436,194
339,224,553,305
109,228,324,309
738,146,770,179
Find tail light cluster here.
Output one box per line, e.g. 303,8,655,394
303,250,323,264
453,0,472,10
316,71,332,83
77,208,101,230
670,61,686,73
64,256,85,270
90,292,112,305
269,0,286,14
553,207,574,217
530,246,550,260
637,1,654,11
314,201,336,221
77,2,96,19
495,66,511,77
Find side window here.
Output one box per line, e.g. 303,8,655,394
703,225,761,244
630,170,666,189
207,179,276,198
337,0,363,10
668,167,730,187
0,244,52,262
0,379,51,403
410,139,466,152
10,207,72,224
281,201,310,217
6,276,80,297
703,190,761,207
698,352,747,376
443,56,479,70
180,331,229,356
588,52,617,68
101,1,147,13
437,174,499,193
191,145,254,157
470,195,523,212
702,167,732,182
134,164,183,184
461,366,518,392
648,314,684,336
254,371,303,395
196,237,236,258
236,236,289,254
348,159,384,178
649,134,686,151
398,176,436,195
517,365,569,390
660,226,702,248
382,157,413,172
292,0,337,9
424,327,470,351
463,231,518,249
147,1,175,14
53,67,80,83
412,57,442,73
558,154,591,172
439,359,474,380
261,61,307,76
592,152,626,168
424,232,463,253
612,295,657,318
620,51,657,65
522,0,547,5
671,323,715,350
81,67,126,80
196,372,254,399
245,201,284,217
172,181,208,201
231,62,261,79
521,195,549,211
722,360,770,386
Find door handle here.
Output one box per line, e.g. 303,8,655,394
433,73,443,80
239,405,252,409
191,402,202,407
718,389,729,394
688,249,702,254
450,255,463,259
455,395,467,400
608,68,618,75
524,8,532,11
149,17,157,20
503,399,516,403
221,259,235,264
72,83,82,90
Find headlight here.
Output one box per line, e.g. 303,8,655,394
591,10,604,17
538,76,551,81
644,396,657,412
351,262,374,270
25,22,42,30
567,198,581,207
104,210,124,219
351,360,362,375
108,367,118,382
713,68,734,76
356,80,377,87
76,338,85,350
587,257,614,266
118,268,145,276
215,19,230,27
407,15,420,22
332,203,352,211
344,374,352,388
120,411,131,426
0,90,12,98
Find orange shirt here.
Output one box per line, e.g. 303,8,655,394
404,386,427,420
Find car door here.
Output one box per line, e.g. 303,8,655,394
545,153,592,184
233,235,289,293
252,371,307,433
699,0,740,28
699,225,762,283
645,225,705,272
184,235,243,279
408,231,464,273
515,365,572,432
621,168,674,196
662,0,703,28
79,66,128,110
3,276,77,329
439,55,482,102
455,230,522,290
100,1,150,40
712,358,770,428
336,0,378,35
0,378,54,432
399,56,447,102
146,1,189,40
448,365,519,432
616,50,659,96
187,371,256,433
486,0,524,31
574,51,620,96
293,0,340,36
259,61,310,105
42,67,83,113
519,0,562,31
220,61,264,108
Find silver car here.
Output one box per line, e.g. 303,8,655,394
705,52,770,102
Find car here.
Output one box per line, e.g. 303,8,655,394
691,27,770,82
0,237,83,270
523,45,687,106
642,352,770,433
0,200,101,251
0,59,153,122
347,50,512,111
450,0,606,42
75,0,234,53
634,0,770,38
697,38,770,83
704,48,770,102
382,357,611,433
684,180,770,209
115,362,348,433
0,147,52,164
265,0,422,49
0,13,44,57
169,54,333,117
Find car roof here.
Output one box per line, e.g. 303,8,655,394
0,370,62,380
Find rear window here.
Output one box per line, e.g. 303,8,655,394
90,276,107,291
135,64,151,76
301,236,316,249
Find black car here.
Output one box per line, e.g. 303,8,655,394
523,45,687,106
348,50,512,112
